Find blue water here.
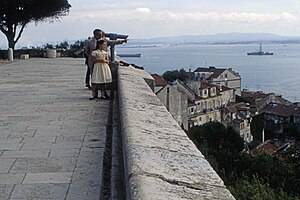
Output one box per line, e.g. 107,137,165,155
117,43,300,102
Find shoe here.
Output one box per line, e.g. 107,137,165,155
99,95,109,100
104,92,109,99
85,84,91,89
89,96,97,100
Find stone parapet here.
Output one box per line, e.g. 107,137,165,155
20,54,29,59
118,65,235,199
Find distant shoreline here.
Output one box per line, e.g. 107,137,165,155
120,41,300,48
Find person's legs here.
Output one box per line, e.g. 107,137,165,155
89,83,98,100
99,84,109,99
85,66,91,89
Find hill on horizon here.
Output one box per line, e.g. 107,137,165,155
3,32,300,49
128,32,300,45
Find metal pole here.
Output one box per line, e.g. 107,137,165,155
110,45,115,63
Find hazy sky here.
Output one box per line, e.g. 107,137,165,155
2,0,300,48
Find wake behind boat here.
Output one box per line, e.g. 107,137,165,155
247,43,273,55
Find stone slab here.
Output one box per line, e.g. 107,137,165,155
10,157,77,173
49,149,80,157
10,183,69,199
23,172,73,184
0,158,16,173
0,185,15,199
0,173,25,184
0,143,23,151
1,150,49,158
66,183,101,200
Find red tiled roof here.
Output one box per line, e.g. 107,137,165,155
229,102,249,110
151,74,168,87
262,103,298,118
253,142,278,156
242,91,268,99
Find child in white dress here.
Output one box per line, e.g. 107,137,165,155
89,40,112,100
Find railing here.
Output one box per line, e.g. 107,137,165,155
117,64,235,199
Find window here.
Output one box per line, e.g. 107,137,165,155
214,113,217,121
206,115,209,122
211,87,216,96
197,103,200,112
198,117,202,124
240,123,245,130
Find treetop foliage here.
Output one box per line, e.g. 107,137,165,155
0,0,71,27
162,68,189,82
0,0,71,49
188,121,300,199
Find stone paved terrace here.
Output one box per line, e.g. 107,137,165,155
0,58,109,199
0,57,235,199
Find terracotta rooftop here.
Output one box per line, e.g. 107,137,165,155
262,103,299,118
252,141,278,156
151,74,168,87
241,91,268,99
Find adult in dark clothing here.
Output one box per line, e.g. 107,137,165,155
84,37,91,89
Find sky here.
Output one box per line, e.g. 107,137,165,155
2,0,300,48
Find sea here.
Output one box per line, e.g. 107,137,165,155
117,43,300,102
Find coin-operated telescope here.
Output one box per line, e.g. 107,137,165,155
105,33,128,40
104,33,128,63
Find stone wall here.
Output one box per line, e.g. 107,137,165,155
0,49,81,59
118,65,235,199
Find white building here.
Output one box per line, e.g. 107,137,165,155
193,66,241,96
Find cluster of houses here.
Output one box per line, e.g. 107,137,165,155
151,66,300,146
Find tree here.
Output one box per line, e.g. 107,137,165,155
229,175,299,200
43,43,54,49
250,114,265,142
162,68,189,82
0,0,71,49
56,41,69,49
70,40,85,50
188,122,244,181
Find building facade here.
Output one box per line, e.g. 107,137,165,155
193,66,241,96
188,80,227,128
222,102,253,143
153,76,191,130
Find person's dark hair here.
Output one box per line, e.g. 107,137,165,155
93,29,102,37
96,39,106,49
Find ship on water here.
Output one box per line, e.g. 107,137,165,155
247,43,273,55
117,53,141,57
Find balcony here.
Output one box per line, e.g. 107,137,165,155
0,58,235,199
